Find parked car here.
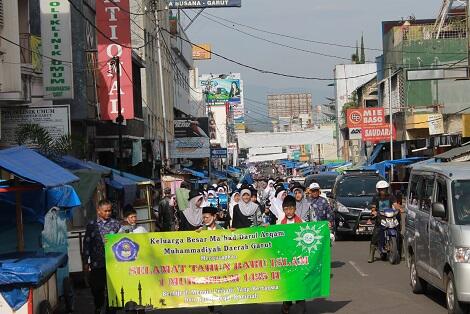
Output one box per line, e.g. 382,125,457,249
304,171,338,198
405,163,470,314
330,170,383,237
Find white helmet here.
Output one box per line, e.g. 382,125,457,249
376,180,390,190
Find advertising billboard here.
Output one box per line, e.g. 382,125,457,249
96,0,134,120
192,44,212,60
200,73,241,105
40,0,74,99
169,0,242,9
171,117,210,159
0,105,71,146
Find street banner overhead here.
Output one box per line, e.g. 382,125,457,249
171,118,210,158
40,0,74,99
96,0,134,120
192,44,212,60
238,129,334,149
0,105,71,146
169,0,242,9
105,222,330,309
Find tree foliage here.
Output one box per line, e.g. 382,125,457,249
15,124,72,157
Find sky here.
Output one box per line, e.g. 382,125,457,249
185,0,443,131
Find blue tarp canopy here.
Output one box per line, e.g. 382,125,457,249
0,252,67,310
183,168,206,178
226,166,242,175
364,157,426,177
0,147,78,188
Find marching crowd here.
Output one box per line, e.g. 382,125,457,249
82,178,334,314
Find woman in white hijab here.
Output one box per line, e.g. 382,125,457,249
270,187,288,223
229,190,241,222
263,179,276,201
179,191,204,231
231,187,262,228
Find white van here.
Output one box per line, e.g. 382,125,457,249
405,163,470,314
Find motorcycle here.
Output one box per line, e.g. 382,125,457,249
378,208,400,265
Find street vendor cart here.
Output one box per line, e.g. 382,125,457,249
0,147,80,313
0,252,69,314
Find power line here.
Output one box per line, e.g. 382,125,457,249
200,10,468,56
163,27,392,81
198,12,352,62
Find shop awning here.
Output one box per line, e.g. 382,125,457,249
434,145,470,162
0,147,78,188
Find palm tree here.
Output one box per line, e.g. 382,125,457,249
15,124,72,157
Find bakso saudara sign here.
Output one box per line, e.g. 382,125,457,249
168,0,241,9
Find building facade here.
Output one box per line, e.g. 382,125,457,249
267,93,313,132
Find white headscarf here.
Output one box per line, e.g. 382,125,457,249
183,195,204,227
264,180,275,199
270,190,287,221
229,191,240,219
238,189,259,216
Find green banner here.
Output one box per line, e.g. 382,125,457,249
105,222,331,309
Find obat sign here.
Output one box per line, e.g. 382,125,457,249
346,108,384,128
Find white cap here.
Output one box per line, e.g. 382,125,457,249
309,182,321,190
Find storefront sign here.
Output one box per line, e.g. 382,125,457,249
362,123,396,142
105,222,330,309
171,118,210,158
169,0,242,9
192,44,212,60
346,108,384,128
0,105,70,145
211,148,228,158
348,127,362,140
40,0,74,99
428,114,444,135
96,0,134,120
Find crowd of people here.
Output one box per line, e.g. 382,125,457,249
82,178,335,314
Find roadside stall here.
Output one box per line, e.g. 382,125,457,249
0,146,80,314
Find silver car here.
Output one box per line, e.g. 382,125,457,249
405,163,470,314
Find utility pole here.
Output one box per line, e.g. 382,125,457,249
389,74,394,162
155,2,170,169
111,56,124,172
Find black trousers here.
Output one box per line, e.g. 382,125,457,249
89,268,108,313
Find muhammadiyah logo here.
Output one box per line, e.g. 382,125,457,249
294,225,324,254
112,237,139,262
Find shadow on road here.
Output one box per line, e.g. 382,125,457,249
305,299,351,313
331,261,345,269
422,285,446,310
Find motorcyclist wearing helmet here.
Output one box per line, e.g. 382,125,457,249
368,180,401,263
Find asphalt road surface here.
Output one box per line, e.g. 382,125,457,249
76,238,448,314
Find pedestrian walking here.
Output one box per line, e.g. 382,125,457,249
158,187,175,231
280,195,306,314
118,206,147,233
82,199,121,314
291,182,311,222
231,186,262,228
178,190,204,231
196,206,224,313
308,183,333,226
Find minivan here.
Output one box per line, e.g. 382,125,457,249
405,163,470,314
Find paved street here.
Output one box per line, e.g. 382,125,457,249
75,238,448,314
